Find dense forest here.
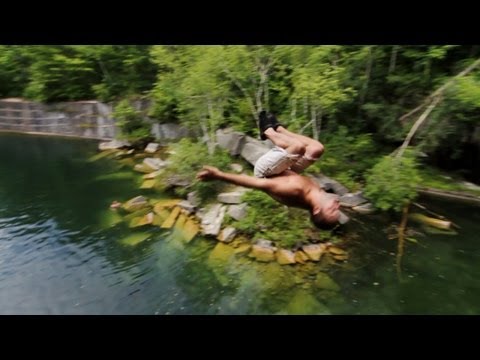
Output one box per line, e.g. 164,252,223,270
1,45,479,193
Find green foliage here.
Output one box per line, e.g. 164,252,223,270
1,45,480,189
236,191,314,249
158,139,231,201
364,150,421,212
23,46,97,102
112,99,150,142
306,126,380,189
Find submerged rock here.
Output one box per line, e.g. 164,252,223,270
276,249,296,265
120,232,151,246
250,244,276,262
161,207,181,228
140,179,156,189
302,243,327,262
208,243,236,267
143,169,163,180
122,196,149,212
294,251,310,264
314,272,340,292
285,290,331,315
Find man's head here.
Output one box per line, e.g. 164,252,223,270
310,192,341,230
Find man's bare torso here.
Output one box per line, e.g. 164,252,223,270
263,170,320,210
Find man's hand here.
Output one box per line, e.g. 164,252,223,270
196,166,222,181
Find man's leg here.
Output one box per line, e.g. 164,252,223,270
275,126,324,159
264,128,306,156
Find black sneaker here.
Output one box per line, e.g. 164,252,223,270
258,110,275,140
267,113,285,131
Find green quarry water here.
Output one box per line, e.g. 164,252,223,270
1,132,480,315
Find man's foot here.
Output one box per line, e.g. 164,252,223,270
267,113,285,131
258,110,275,140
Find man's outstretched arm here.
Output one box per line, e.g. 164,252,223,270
196,166,270,190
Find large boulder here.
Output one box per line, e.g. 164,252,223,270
215,128,246,156
227,203,248,221
200,204,227,236
312,174,349,196
339,192,369,207
240,137,273,166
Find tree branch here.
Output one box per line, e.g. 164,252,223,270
399,57,480,123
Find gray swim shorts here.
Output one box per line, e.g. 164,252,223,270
254,146,318,178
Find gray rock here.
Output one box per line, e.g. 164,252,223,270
276,249,296,265
217,191,245,204
256,239,274,248
178,200,196,215
339,192,369,207
187,191,201,207
302,243,327,261
201,204,227,236
166,175,190,187
218,227,237,243
144,142,160,153
240,137,272,166
250,245,276,262
215,129,246,156
229,163,243,173
312,174,349,196
352,202,375,214
122,196,149,212
143,157,167,171
98,139,130,151
227,203,248,221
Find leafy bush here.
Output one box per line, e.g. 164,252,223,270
159,138,232,201
236,191,314,249
306,126,380,189
112,99,151,142
364,150,421,212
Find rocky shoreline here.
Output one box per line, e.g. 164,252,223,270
93,130,375,269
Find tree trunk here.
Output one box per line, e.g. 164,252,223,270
264,73,269,111
291,98,297,124
388,45,398,74
358,46,374,114
396,95,442,159
408,213,452,230
311,105,318,141
206,98,216,155
317,107,323,137
221,66,258,122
